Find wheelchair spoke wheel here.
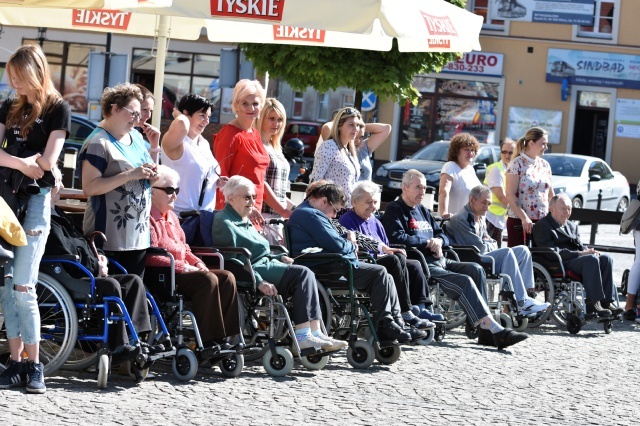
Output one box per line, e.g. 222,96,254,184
499,312,513,329
566,315,582,334
219,354,244,378
263,346,293,377
434,292,466,330
96,353,109,389
172,347,198,381
603,320,613,334
300,353,329,370
527,263,556,328
346,340,374,369
374,344,401,365
37,273,78,375
511,316,529,332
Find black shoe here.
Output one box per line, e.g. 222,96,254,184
492,328,529,350
624,309,637,321
25,361,46,394
140,342,165,355
601,301,624,316
586,301,612,317
377,321,411,343
111,343,138,364
0,360,27,389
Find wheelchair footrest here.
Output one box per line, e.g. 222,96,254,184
378,339,399,349
198,347,236,361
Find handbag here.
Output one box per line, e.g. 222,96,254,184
179,171,214,246
620,198,640,234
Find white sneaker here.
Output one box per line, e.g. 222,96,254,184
635,317,640,324
315,334,348,351
294,334,332,355
519,298,550,314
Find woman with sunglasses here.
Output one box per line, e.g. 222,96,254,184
80,83,158,277
438,133,482,219
505,127,553,247
147,166,240,349
309,107,364,208
212,175,347,353
483,138,516,248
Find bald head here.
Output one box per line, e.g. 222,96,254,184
549,193,572,225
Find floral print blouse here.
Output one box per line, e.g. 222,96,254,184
506,153,552,221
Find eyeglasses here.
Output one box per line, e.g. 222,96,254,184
329,201,341,215
342,107,361,117
113,104,141,120
242,194,258,202
153,186,180,195
501,150,514,155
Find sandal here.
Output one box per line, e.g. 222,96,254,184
624,309,637,321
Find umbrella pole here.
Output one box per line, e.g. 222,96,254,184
152,14,170,130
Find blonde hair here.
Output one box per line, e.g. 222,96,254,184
514,127,547,158
231,79,266,118
256,98,287,152
329,107,362,159
5,44,62,137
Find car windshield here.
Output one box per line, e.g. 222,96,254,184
412,143,450,162
546,156,585,177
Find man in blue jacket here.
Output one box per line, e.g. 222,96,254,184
381,169,529,349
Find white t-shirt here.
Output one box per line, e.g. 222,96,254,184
441,161,481,215
162,134,220,213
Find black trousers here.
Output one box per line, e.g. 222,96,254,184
105,248,147,278
96,274,151,350
276,264,322,325
376,253,430,312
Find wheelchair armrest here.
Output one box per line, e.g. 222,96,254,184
449,245,481,254
270,244,288,255
268,218,286,226
190,247,225,269
442,246,460,261
390,244,406,249
42,254,80,262
146,247,170,255
213,246,257,291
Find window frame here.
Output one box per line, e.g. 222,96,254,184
572,0,620,44
466,0,511,34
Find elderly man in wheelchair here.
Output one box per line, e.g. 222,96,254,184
380,169,530,350
445,185,550,317
533,193,623,318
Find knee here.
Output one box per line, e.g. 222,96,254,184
13,287,38,310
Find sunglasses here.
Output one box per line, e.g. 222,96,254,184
153,186,180,195
113,104,141,120
501,150,514,155
342,107,361,117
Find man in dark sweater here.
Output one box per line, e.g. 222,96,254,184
381,169,529,350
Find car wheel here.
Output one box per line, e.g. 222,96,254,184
616,197,629,212
571,197,583,209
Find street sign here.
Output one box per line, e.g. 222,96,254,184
361,90,377,111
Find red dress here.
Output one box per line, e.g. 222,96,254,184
212,124,270,211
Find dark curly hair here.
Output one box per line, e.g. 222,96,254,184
447,133,480,162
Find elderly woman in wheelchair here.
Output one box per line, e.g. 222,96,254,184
211,175,347,355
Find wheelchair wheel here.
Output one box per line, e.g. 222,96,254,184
219,353,244,378
37,273,79,374
263,346,293,377
96,353,109,389
434,292,466,330
347,340,375,369
434,324,446,342
300,353,329,370
172,347,198,381
415,328,435,346
566,315,582,334
374,344,401,365
603,320,613,334
499,312,513,329
511,316,529,332
316,282,333,336
620,269,629,295
464,320,479,339
527,263,556,328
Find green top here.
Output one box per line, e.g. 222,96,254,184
211,203,288,284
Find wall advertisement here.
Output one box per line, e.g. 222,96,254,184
507,106,563,144
614,99,640,139
490,0,595,25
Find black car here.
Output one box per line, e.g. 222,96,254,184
373,141,501,201
59,114,98,189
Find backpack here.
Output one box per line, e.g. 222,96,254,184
620,198,640,234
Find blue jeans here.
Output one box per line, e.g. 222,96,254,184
0,189,51,345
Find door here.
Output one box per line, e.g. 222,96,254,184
572,91,611,160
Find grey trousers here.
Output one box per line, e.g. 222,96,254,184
352,262,402,325
564,254,616,303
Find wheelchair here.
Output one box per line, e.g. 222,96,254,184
36,255,177,388
527,247,620,334
143,247,245,380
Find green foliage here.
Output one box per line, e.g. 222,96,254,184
240,0,468,105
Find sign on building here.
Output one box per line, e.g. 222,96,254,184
489,0,595,25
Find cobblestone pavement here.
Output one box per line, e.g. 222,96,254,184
2,225,637,425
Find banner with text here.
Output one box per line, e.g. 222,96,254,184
615,99,640,139
507,107,562,144
546,48,640,90
490,0,594,25
440,52,504,77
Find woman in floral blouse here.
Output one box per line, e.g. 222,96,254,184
505,127,554,247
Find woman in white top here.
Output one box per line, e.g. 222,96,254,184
438,133,481,218
310,107,363,208
161,93,226,214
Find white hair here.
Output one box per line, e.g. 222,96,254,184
222,175,255,199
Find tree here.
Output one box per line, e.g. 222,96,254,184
241,0,468,108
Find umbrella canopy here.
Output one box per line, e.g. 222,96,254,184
0,0,168,8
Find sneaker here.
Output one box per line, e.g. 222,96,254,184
402,312,434,330
600,301,624,316
492,328,529,350
418,309,445,322
586,301,612,317
0,360,27,389
624,309,637,321
315,334,348,351
295,334,332,353
518,298,550,314
25,361,46,394
394,318,428,340
377,321,411,343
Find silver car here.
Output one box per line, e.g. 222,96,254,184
545,154,630,211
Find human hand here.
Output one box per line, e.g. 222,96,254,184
217,176,229,188
280,255,294,265
133,163,158,181
382,245,406,256
440,212,451,220
258,281,278,297
20,153,45,179
249,207,265,226
172,108,182,119
98,255,109,277
522,217,534,234
141,123,161,146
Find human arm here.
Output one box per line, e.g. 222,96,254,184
320,121,332,141
486,165,509,206
263,181,291,218
505,171,533,234
532,217,580,261
380,202,428,248
81,159,158,197
160,109,189,161
309,140,336,182
364,122,392,153
438,173,453,219
141,123,161,163
446,212,492,254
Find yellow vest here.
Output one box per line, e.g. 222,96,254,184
484,161,508,217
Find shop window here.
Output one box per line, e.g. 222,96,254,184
317,93,328,121
467,0,508,32
0,64,10,103
132,49,220,121
575,0,618,42
23,39,105,113
292,91,303,119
